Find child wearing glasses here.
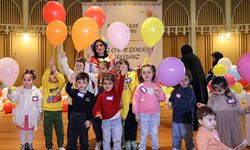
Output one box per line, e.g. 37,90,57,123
205,76,250,148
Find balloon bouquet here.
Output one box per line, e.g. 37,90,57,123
0,57,19,113
211,55,250,101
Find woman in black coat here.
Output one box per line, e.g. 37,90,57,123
180,44,208,130
206,51,223,84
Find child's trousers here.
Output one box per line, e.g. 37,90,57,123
43,110,64,149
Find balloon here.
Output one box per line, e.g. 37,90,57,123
107,22,130,51
224,74,236,87
141,17,164,47
3,102,13,113
2,97,8,103
72,17,99,52
0,88,2,97
0,101,3,111
218,58,232,69
213,64,227,76
62,100,68,112
46,20,67,46
156,57,185,87
83,6,105,29
161,86,174,95
231,82,243,94
1,87,8,96
228,65,240,81
238,79,249,89
237,90,246,101
238,53,250,82
0,57,19,87
43,1,66,23
208,80,213,92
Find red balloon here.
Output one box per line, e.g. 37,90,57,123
43,1,66,23
208,80,213,92
83,6,105,28
224,74,236,87
3,102,13,113
62,100,68,112
238,79,249,88
0,88,2,97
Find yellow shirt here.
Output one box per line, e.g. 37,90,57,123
42,68,65,111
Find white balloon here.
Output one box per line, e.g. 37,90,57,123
2,87,8,97
237,90,246,101
0,101,3,111
218,57,232,70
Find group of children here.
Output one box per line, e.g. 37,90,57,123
6,37,250,150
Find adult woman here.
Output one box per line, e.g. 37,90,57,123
181,44,208,130
206,51,223,84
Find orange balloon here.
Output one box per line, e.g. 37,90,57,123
46,20,68,46
72,17,99,52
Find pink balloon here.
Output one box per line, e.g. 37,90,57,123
156,57,185,87
224,74,236,87
107,22,130,51
237,53,250,82
0,57,19,86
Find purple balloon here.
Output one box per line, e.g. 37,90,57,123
237,53,250,82
156,57,185,87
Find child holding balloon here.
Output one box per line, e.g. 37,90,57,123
7,70,42,150
133,64,165,150
169,70,196,150
199,76,250,148
42,58,65,150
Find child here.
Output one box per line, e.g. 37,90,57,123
207,76,250,148
133,64,165,150
92,65,127,150
116,59,139,150
92,60,110,150
169,70,196,150
59,51,98,146
42,58,65,150
196,106,232,150
65,72,95,150
7,70,42,150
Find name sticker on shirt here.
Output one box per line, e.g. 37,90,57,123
106,96,114,101
226,98,236,104
77,92,84,98
32,96,38,101
176,93,181,99
140,86,147,93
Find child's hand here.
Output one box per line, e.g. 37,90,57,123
50,58,54,67
95,114,102,119
154,88,161,96
135,115,139,122
147,48,153,56
7,88,12,95
246,106,250,113
197,102,206,108
85,120,91,128
121,64,128,76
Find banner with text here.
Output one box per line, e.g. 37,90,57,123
82,2,163,67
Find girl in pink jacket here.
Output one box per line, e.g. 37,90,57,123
133,64,165,150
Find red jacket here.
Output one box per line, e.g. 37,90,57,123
93,75,125,120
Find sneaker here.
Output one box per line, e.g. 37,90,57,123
131,141,137,150
125,141,131,150
95,142,102,150
58,147,65,150
20,144,25,150
27,143,34,150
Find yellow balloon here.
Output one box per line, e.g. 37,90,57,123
231,82,243,94
161,85,174,94
141,17,164,47
213,64,227,76
72,17,99,52
46,20,68,46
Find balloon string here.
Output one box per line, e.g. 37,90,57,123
52,46,56,59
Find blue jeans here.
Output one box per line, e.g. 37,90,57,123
101,117,122,150
172,122,194,150
138,113,160,150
